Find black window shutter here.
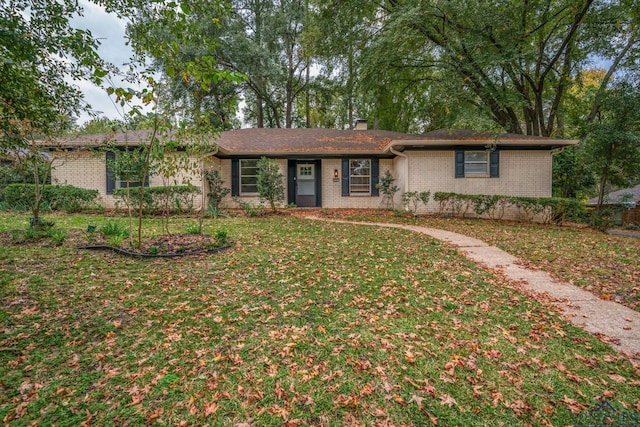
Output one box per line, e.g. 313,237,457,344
231,159,239,196
106,151,115,195
341,159,350,196
287,160,296,204
490,150,500,178
455,150,465,178
371,158,380,196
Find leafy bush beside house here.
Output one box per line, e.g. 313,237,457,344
113,184,200,214
3,184,100,213
432,192,585,224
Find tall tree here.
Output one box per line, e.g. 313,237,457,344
582,81,640,207
320,0,640,135
0,0,107,144
223,0,312,128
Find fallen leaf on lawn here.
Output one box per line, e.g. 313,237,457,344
204,402,218,416
559,395,586,414
409,394,426,408
439,394,457,407
608,374,627,383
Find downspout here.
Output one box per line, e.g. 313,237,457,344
387,141,409,204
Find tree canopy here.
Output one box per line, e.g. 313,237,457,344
0,0,107,143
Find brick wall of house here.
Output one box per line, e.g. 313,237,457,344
51,150,206,210
51,151,109,205
406,150,552,215
220,159,289,208
321,159,395,209
52,149,553,214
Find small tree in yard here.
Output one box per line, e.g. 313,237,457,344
204,169,230,214
106,145,152,243
376,170,400,209
3,121,59,228
257,157,285,212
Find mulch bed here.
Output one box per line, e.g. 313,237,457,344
2,229,231,258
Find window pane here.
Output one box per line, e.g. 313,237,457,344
465,151,487,162
465,163,489,174
240,159,259,194
298,180,315,196
349,159,371,194
464,151,488,175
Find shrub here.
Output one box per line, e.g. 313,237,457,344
3,184,99,213
184,223,201,235
113,185,200,214
432,191,584,224
204,169,230,210
256,157,285,212
401,191,430,214
376,170,399,209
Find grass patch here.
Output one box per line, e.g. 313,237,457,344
314,209,640,312
0,212,638,425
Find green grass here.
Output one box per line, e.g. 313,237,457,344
0,212,639,425
318,209,640,312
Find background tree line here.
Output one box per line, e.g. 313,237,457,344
1,0,639,204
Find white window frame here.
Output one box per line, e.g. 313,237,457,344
464,151,490,177
349,159,371,195
239,159,259,195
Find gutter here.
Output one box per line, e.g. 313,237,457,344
386,141,409,195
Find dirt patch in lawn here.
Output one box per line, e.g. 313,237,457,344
2,229,229,257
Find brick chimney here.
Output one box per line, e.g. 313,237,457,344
355,119,368,130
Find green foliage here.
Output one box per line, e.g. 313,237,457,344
204,169,230,210
108,234,125,247
101,220,129,238
0,163,50,201
184,223,201,235
552,146,597,199
0,1,106,140
214,228,229,246
375,170,399,209
46,228,67,246
3,184,99,213
401,190,430,215
113,185,200,214
432,192,585,224
315,0,638,135
234,199,264,217
582,81,640,207
256,157,285,212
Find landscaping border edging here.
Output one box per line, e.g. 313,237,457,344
76,243,233,258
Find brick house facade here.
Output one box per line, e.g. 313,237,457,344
49,127,576,214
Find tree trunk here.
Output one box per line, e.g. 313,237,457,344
256,92,264,128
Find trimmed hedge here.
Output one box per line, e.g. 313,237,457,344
433,192,585,224
113,184,200,214
3,184,100,213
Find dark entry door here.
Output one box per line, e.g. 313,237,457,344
295,162,317,207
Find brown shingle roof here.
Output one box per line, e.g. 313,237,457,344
214,128,409,155
49,127,576,153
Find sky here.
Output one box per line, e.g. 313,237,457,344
70,1,145,125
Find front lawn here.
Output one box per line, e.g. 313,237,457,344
314,210,640,313
0,212,638,425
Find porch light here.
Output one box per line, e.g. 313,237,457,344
333,168,339,178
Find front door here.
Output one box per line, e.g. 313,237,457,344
295,162,316,207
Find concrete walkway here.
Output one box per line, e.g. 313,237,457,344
307,217,640,358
